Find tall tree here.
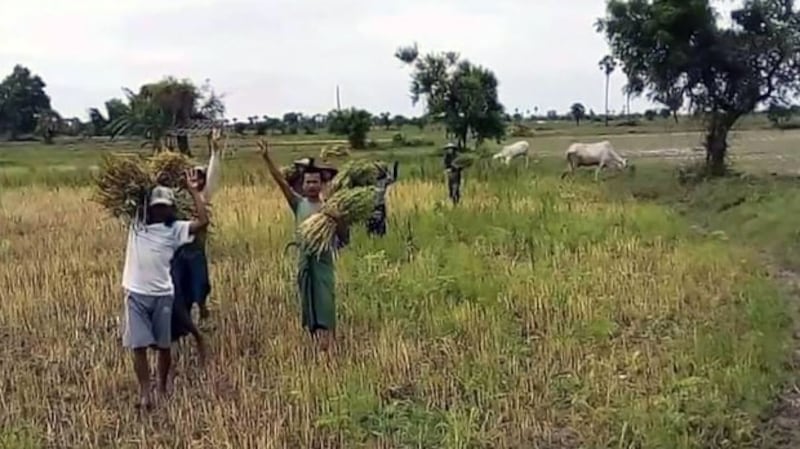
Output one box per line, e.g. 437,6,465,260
396,44,505,148
0,65,53,139
109,77,224,154
104,98,129,125
599,55,617,126
87,108,108,136
328,108,372,149
598,0,800,175
570,102,587,126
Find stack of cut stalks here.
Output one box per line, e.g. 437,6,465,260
297,159,383,258
93,151,198,224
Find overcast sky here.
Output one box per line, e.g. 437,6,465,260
0,0,740,121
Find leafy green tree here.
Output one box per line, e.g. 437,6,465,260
598,0,800,175
283,112,300,134
104,98,129,125
644,109,657,121
328,108,372,149
35,110,61,144
108,77,224,154
396,44,505,148
87,108,108,136
392,114,408,129
0,65,53,139
108,87,172,151
379,112,392,130
570,103,586,126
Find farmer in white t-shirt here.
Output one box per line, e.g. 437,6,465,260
121,171,209,410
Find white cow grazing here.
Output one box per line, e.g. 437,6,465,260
492,140,531,166
561,140,629,181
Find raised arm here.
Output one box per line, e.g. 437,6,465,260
202,128,223,200
184,170,210,234
258,139,300,209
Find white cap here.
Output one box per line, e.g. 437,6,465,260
149,186,175,207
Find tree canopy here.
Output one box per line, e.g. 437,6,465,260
598,0,800,175
108,77,224,154
396,44,505,148
0,65,53,139
328,108,372,149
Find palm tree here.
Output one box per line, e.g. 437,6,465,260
599,55,617,126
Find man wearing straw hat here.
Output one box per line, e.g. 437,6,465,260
259,140,346,353
443,142,462,205
121,172,209,410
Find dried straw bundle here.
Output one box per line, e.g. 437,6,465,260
329,159,382,193
149,151,193,188
297,186,376,258
453,153,477,169
93,152,198,224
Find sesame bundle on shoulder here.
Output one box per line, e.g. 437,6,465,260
452,152,477,169
328,159,382,192
297,159,383,257
93,151,200,224
297,186,375,258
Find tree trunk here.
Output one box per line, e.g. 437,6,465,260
673,111,679,124
626,92,630,117
604,75,610,127
704,113,735,177
177,135,191,156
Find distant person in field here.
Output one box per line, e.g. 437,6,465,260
121,176,209,410
168,128,223,376
367,161,399,237
443,142,462,205
259,141,347,353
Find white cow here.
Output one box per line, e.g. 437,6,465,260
492,141,532,166
561,140,630,181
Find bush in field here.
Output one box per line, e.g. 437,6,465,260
508,123,533,137
328,108,372,150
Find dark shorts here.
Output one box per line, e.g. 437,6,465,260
170,244,210,341
367,204,387,236
447,169,462,203
171,244,211,307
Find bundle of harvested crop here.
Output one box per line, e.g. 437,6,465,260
149,151,194,188
298,186,376,258
93,152,200,224
329,159,381,193
452,153,477,169
93,154,154,222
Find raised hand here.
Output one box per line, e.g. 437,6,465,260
183,169,200,191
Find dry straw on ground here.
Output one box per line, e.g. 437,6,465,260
0,171,788,448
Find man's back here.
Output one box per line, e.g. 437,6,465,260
123,222,194,296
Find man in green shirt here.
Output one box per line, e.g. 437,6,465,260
259,141,346,353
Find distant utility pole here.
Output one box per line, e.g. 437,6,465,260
336,85,341,111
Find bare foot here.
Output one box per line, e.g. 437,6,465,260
197,339,209,367
135,391,153,412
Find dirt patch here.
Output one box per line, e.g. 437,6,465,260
753,265,800,449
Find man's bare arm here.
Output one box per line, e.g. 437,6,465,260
203,128,223,201
258,139,299,208
184,171,210,234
